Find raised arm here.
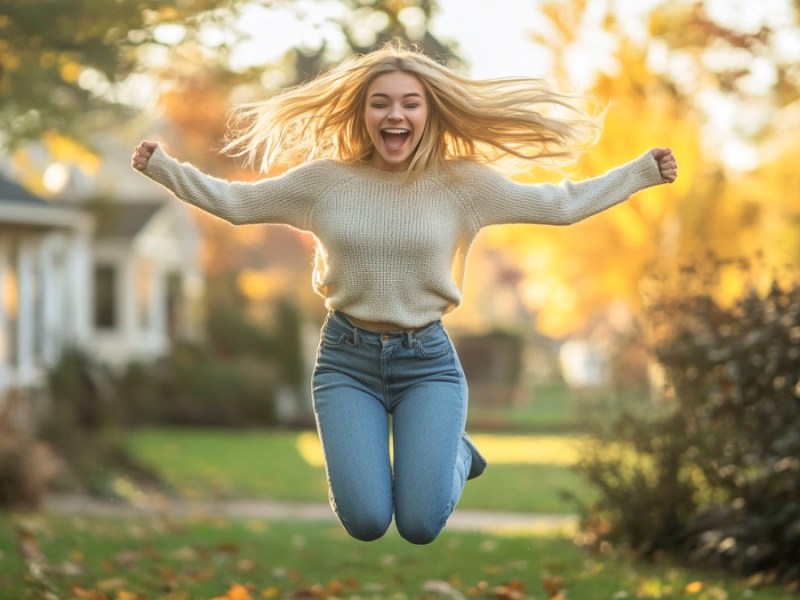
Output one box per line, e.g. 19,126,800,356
131,141,329,229
464,149,675,228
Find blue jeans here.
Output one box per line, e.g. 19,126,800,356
311,311,486,544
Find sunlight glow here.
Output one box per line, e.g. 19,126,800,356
295,431,585,467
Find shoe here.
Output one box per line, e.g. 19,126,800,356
463,433,487,480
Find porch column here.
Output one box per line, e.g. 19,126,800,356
0,239,11,398
16,240,36,385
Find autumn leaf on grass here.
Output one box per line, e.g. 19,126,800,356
683,581,704,595
490,579,526,600
116,591,148,600
327,579,359,595
69,586,108,600
261,586,281,599
542,575,567,598
211,583,254,600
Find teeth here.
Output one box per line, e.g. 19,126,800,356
383,129,409,134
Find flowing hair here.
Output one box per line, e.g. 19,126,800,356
223,41,602,174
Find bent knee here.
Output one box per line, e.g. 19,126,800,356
340,510,392,542
396,517,445,545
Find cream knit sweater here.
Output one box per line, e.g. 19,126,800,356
142,147,665,328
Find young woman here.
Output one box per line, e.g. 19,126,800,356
132,42,677,544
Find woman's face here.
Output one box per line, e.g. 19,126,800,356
364,71,428,172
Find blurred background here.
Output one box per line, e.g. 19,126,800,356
3,0,798,421
1,0,799,589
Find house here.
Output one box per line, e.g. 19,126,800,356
0,175,93,404
45,140,206,369
1,148,205,407
86,196,204,367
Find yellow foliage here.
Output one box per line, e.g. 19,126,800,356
42,131,101,175
59,60,81,84
468,39,705,337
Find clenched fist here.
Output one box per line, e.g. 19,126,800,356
651,147,678,184
132,141,159,172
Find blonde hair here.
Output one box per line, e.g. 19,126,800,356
224,41,602,174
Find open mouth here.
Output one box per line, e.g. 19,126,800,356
380,128,411,151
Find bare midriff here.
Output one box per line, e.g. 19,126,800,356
342,313,424,333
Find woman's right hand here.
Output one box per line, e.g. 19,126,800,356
132,140,159,172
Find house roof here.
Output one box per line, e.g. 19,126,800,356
0,173,93,231
85,200,165,239
0,173,50,205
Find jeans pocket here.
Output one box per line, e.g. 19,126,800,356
321,331,348,347
414,334,451,359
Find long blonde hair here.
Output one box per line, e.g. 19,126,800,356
224,41,602,174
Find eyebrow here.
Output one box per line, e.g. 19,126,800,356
369,92,423,99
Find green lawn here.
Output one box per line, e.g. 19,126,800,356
125,428,595,514
466,382,624,433
2,512,796,600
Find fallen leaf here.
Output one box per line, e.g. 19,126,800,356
261,586,281,599
69,587,107,600
491,579,526,600
211,583,253,600
542,575,566,597
236,558,257,573
683,581,704,595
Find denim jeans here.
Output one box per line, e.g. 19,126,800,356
311,311,486,544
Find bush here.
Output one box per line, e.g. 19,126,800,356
118,344,278,427
38,349,158,497
576,256,800,586
116,297,308,427
0,393,60,510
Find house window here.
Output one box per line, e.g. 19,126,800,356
94,265,117,329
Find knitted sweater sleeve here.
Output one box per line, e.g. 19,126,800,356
140,145,330,229
460,151,665,229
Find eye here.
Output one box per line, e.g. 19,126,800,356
370,103,388,109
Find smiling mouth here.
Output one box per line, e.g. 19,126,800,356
381,128,411,151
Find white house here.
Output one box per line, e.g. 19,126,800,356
86,197,204,367
1,142,205,407
0,175,93,404
45,139,206,370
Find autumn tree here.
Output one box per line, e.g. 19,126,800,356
0,0,242,150
454,0,800,340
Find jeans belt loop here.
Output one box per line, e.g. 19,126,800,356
403,330,414,348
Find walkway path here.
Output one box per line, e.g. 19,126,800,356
44,494,577,533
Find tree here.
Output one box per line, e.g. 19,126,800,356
0,0,236,150
455,0,800,339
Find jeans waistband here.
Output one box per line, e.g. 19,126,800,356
328,311,442,348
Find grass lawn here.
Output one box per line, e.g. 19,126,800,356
2,512,797,600
125,428,595,514
466,382,623,433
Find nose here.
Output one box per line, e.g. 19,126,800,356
388,103,403,121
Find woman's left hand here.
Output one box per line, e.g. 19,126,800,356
651,147,678,183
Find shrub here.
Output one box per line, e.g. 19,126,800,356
39,349,158,496
576,256,800,586
118,344,278,427
0,393,60,510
